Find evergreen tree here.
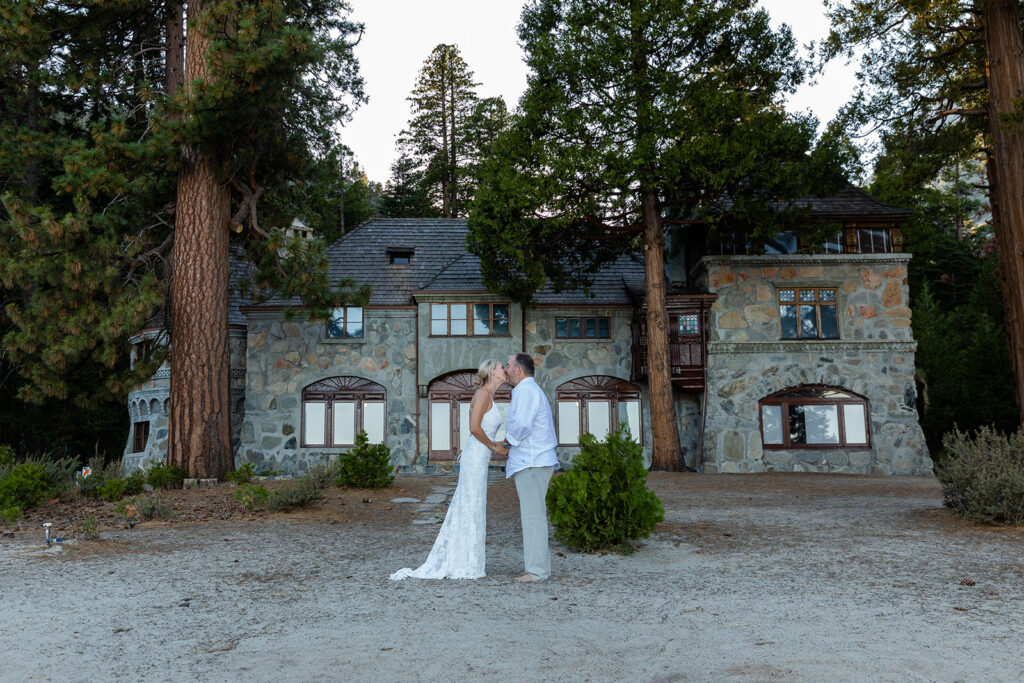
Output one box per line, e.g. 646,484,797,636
468,0,849,471
0,1,369,476
824,0,1024,425
379,151,441,218
395,44,480,217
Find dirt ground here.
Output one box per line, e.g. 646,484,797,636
2,472,1023,682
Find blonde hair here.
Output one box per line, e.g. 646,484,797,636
474,358,502,388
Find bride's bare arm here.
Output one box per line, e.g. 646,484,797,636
468,389,500,453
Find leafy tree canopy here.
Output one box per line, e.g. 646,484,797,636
468,0,853,304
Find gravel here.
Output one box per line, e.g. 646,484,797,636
2,473,1023,681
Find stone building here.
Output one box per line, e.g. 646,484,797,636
124,188,932,475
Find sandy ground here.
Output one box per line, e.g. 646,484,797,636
2,472,1023,682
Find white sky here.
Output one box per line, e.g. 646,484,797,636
342,0,859,184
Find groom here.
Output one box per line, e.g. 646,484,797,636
501,352,559,582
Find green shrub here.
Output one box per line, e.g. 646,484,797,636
0,463,53,512
116,493,173,523
146,462,186,490
0,444,15,468
78,513,101,540
306,463,335,490
267,475,325,512
225,462,259,485
2,505,22,527
335,431,395,489
42,457,80,493
937,425,1024,525
235,482,270,511
546,426,664,552
98,472,145,502
77,454,111,497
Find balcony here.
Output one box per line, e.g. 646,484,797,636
632,294,716,391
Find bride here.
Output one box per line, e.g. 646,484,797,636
390,359,509,580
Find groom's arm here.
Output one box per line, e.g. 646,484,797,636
504,385,540,448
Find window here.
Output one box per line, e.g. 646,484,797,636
388,249,413,264
556,317,610,339
765,231,798,255
778,288,838,340
823,232,844,254
430,302,510,336
327,307,363,339
856,227,891,254
301,377,386,447
132,421,150,452
710,230,750,255
678,314,699,336
760,386,870,449
556,376,642,445
428,371,511,461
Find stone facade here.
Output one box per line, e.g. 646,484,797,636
240,309,419,474
696,254,931,474
123,329,246,472
124,217,931,477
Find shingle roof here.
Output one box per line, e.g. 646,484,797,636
248,218,643,308
791,185,912,218
416,245,645,305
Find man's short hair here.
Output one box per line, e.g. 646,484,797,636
513,352,534,376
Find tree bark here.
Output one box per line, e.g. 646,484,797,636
642,192,683,470
983,0,1024,424
168,0,232,478
165,3,184,97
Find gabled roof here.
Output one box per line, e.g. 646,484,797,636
416,246,645,306
249,217,644,308
327,218,469,306
791,185,912,218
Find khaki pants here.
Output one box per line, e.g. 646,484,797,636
512,465,555,580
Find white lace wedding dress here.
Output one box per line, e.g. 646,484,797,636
390,403,500,580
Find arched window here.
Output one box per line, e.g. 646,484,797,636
759,385,870,449
428,371,511,461
302,377,386,447
556,376,642,445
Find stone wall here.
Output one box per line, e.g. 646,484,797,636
123,330,246,472
239,309,418,475
123,328,247,473
695,254,931,474
523,306,657,468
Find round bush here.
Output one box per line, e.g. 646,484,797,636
336,431,395,489
938,425,1024,525
0,463,53,511
546,426,664,552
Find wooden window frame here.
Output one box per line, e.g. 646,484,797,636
301,377,386,447
759,385,871,450
327,306,364,339
132,421,150,453
778,287,839,340
427,371,512,461
555,316,611,339
555,376,643,446
429,302,511,337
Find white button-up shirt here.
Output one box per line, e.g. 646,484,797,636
504,377,559,478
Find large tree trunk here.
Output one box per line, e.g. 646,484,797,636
642,192,683,470
168,0,232,478
983,0,1024,424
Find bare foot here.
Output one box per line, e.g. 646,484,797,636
514,573,538,583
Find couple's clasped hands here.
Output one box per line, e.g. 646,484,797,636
492,442,509,457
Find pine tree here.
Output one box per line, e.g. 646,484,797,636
468,0,849,470
395,44,481,217
0,1,370,476
824,0,1024,425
